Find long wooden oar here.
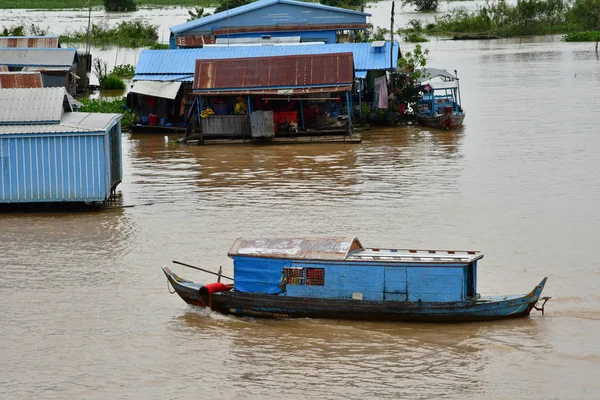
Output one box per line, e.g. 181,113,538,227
172,260,234,281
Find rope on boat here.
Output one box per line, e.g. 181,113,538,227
167,278,176,294
533,296,551,315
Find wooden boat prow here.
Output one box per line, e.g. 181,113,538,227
163,237,550,322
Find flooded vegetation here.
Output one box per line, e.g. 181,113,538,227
411,0,600,41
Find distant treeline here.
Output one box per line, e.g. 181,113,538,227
403,0,600,41
0,0,212,9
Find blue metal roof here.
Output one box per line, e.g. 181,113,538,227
134,42,398,81
171,0,370,34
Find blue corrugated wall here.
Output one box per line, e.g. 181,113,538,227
0,133,110,203
233,257,471,302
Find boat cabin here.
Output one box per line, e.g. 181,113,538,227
228,237,482,302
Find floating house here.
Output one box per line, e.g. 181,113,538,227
170,0,370,48
187,52,359,143
0,48,80,95
0,87,122,205
131,42,398,134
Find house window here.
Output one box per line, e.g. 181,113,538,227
283,267,324,286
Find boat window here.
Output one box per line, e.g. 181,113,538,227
283,267,324,286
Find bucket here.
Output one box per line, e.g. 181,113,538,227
159,117,165,126
141,115,149,124
212,103,230,115
148,114,157,126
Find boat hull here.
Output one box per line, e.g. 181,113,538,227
163,267,547,323
417,113,465,129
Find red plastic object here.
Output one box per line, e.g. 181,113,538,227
203,282,232,294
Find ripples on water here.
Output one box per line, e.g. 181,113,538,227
1,35,600,399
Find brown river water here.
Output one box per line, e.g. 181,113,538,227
2,4,600,400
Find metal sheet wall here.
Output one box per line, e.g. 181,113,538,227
0,134,109,203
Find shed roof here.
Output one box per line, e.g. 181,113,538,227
0,48,78,68
134,42,398,81
171,0,370,34
193,53,353,95
228,237,483,263
0,87,69,124
0,36,61,48
0,72,43,88
0,112,121,135
229,237,364,261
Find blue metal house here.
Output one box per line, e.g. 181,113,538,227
0,87,122,204
170,0,370,48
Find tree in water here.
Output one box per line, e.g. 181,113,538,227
402,0,439,12
187,7,211,22
214,0,252,13
395,44,430,113
104,0,137,12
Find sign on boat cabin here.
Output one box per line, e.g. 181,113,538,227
228,237,480,302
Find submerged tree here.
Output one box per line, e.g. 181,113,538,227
104,0,137,12
214,0,251,13
395,44,431,112
402,0,439,12
187,7,211,22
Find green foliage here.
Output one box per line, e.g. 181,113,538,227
396,44,430,113
403,0,439,11
567,0,600,31
111,64,135,78
79,97,135,129
61,19,158,47
320,0,362,9
0,0,211,8
102,74,126,90
404,33,429,42
104,0,137,11
564,31,600,41
149,43,170,49
1,25,25,36
424,0,598,37
214,0,251,13
187,7,211,21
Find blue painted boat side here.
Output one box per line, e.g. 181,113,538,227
232,256,475,303
0,133,109,203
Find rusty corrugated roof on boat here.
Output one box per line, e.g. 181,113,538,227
0,72,43,88
0,36,61,49
228,237,364,261
193,52,354,95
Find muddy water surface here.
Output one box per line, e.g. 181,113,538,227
1,7,600,400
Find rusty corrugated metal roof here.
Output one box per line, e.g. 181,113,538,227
0,36,60,48
193,52,353,95
228,237,364,260
0,72,43,88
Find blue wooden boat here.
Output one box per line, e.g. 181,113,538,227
162,238,550,322
415,68,465,129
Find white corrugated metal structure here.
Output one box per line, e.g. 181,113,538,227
0,87,69,124
0,87,122,204
0,48,77,67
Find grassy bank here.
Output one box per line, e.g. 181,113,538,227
0,0,214,9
